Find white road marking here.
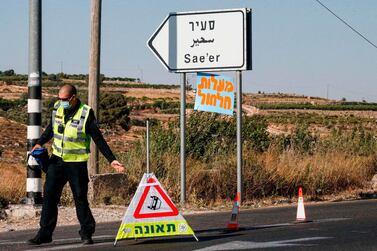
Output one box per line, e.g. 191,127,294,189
315,217,351,223
351,230,368,234
252,222,293,228
194,237,332,251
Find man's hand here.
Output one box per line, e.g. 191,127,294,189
111,160,125,173
31,144,42,152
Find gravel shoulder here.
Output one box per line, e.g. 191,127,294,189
0,206,126,233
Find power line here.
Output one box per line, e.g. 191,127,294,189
314,0,377,50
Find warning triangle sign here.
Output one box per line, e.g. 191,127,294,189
114,173,198,244
134,177,179,218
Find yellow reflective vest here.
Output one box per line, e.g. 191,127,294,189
52,101,91,162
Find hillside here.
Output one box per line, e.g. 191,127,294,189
0,75,377,206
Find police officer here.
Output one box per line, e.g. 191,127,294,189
28,84,125,245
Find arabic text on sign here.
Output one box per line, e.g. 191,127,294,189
190,37,215,48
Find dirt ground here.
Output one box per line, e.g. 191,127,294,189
243,93,333,105
0,117,26,162
0,84,26,100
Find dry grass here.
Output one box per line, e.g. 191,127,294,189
109,142,377,206
2,144,375,207
0,162,26,203
256,148,376,196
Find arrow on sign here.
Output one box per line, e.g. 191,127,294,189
147,14,174,72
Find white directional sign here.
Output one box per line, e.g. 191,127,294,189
148,8,252,72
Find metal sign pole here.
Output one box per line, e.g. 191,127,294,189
146,119,150,174
236,70,243,204
180,73,187,204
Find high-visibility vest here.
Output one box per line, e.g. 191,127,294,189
52,101,91,162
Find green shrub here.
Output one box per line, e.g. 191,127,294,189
99,93,131,130
319,127,377,156
152,99,180,110
0,97,27,111
147,112,270,162
1,69,14,76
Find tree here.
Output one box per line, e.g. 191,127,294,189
48,74,57,81
57,72,66,79
3,69,14,76
99,93,130,130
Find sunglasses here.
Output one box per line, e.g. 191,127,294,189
59,95,74,102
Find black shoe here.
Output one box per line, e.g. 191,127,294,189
81,236,93,245
27,235,52,245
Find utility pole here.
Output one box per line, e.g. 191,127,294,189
26,0,43,205
88,0,101,175
326,84,329,100
137,65,143,83
60,61,63,74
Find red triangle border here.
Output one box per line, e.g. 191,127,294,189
133,177,179,219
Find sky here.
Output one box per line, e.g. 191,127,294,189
1,0,376,102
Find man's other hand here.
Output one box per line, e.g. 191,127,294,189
31,144,42,152
111,160,125,173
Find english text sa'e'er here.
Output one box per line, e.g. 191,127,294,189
184,53,220,64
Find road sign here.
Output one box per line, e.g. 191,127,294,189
114,173,198,244
148,8,252,72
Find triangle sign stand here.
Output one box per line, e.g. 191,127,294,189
114,173,198,246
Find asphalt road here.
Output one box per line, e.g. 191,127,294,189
1,199,377,251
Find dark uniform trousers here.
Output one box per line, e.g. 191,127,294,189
38,155,95,239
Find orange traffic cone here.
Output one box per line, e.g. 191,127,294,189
227,192,240,231
296,187,306,222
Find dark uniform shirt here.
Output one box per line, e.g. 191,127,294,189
37,100,116,163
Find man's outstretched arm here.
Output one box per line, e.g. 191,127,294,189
86,109,125,172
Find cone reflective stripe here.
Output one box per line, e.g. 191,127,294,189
296,187,306,221
227,192,240,231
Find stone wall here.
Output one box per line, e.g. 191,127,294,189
89,173,132,205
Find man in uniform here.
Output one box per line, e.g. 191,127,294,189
28,84,125,245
